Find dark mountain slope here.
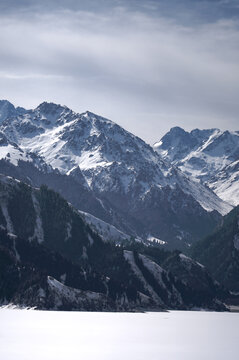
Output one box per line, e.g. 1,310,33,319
0,174,226,310
191,206,239,291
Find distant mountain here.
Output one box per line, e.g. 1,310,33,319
0,174,226,311
154,127,239,206
191,205,239,292
0,100,232,250
0,100,25,123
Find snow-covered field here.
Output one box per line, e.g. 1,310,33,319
0,309,238,360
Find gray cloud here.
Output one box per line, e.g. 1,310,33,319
0,1,238,143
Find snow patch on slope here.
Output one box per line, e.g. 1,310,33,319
179,253,205,269
147,235,166,245
124,250,163,304
65,222,72,241
139,254,165,287
47,276,110,310
29,193,44,243
80,210,141,243
234,234,239,250
0,203,14,234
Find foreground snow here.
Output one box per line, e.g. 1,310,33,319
0,309,238,360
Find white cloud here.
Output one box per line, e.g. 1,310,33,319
0,4,238,142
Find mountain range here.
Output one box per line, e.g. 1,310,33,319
0,99,238,310
0,100,233,250
0,174,227,311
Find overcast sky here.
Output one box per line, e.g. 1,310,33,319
0,0,238,143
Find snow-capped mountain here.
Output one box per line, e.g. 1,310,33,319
0,100,232,249
154,127,239,206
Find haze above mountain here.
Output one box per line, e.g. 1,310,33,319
0,0,238,142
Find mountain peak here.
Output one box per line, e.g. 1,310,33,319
168,126,187,135
0,100,28,122
0,99,15,107
83,110,96,117
36,101,69,114
81,110,115,126
154,126,198,161
0,100,16,123
154,127,222,160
